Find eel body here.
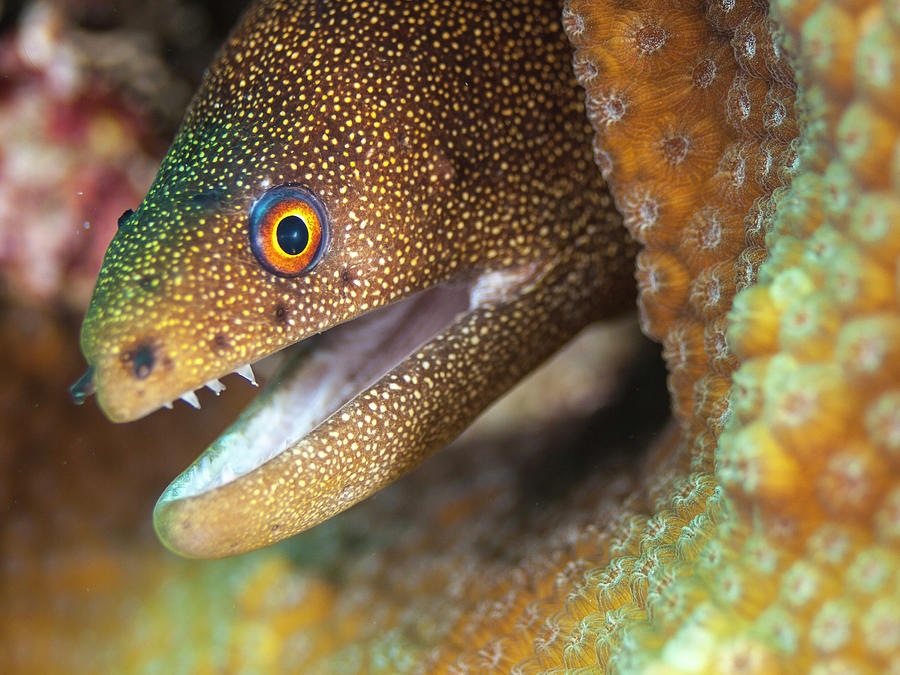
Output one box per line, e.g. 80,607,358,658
74,0,636,558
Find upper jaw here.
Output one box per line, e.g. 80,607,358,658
88,352,267,423
79,329,265,423
81,259,539,424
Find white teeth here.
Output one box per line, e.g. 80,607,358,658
162,367,255,414
180,391,201,409
219,463,237,484
205,379,226,395
235,364,258,386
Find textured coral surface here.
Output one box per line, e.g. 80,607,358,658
546,0,900,671
3,0,900,672
0,3,158,308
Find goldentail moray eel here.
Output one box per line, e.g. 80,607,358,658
72,0,636,558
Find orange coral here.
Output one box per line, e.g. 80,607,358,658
423,0,798,668
429,0,900,670
2,294,663,672
568,0,795,429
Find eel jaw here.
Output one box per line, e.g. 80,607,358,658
153,266,545,558
158,281,474,501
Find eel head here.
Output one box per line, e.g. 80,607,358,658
72,0,636,558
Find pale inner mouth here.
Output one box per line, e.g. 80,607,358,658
161,270,529,501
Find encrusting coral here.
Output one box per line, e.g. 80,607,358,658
422,0,796,669
3,0,900,671
426,0,900,670
2,299,664,672
710,0,900,667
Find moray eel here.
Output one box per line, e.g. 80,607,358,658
72,0,636,558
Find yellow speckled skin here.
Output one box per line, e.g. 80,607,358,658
77,0,635,557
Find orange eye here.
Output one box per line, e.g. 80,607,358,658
249,185,328,277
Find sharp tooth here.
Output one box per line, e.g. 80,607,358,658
180,391,201,409
235,364,258,386
205,379,226,395
220,463,237,484
163,401,173,409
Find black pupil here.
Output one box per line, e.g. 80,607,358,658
276,215,309,255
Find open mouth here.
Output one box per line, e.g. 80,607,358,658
69,255,557,557
155,266,535,505
161,282,471,501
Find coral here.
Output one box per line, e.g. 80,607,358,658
422,0,799,669
707,0,900,667
0,0,247,309
568,0,796,431
426,0,900,670
0,3,159,309
1,299,663,672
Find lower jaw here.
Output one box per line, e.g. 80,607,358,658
158,281,475,502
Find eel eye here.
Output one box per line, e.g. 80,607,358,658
249,185,327,277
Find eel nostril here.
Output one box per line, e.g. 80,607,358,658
69,366,95,404
133,346,155,379
116,209,134,229
121,345,156,379
137,275,157,291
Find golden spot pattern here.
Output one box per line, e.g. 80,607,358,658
76,0,637,556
